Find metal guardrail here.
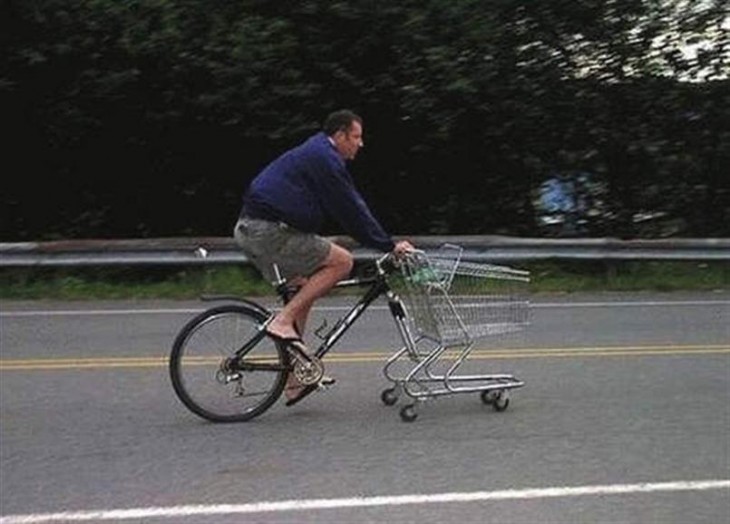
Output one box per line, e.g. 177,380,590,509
1,236,728,267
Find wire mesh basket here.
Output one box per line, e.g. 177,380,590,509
398,245,530,345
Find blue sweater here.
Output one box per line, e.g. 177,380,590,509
241,132,395,252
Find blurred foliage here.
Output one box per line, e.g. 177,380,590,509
2,0,728,241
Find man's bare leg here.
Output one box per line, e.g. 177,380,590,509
266,243,353,340
281,299,314,398
264,244,352,400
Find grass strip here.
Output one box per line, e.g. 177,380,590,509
0,261,727,300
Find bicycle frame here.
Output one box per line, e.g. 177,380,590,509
278,256,416,362
219,255,414,372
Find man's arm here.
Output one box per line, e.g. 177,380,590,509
313,159,396,252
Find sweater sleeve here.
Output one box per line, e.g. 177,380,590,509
312,156,395,252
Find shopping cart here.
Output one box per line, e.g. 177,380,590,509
381,244,530,421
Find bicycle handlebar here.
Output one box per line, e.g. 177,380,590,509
374,248,423,275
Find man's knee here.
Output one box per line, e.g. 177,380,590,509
326,244,354,276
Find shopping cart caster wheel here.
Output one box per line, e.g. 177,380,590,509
492,391,510,412
381,388,399,406
400,404,418,422
480,390,496,405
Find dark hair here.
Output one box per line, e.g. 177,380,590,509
323,109,362,136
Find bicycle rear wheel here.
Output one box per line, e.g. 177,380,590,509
170,304,289,422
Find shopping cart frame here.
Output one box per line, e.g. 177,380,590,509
380,245,530,421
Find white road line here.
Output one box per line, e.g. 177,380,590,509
1,300,729,317
1,480,728,523
0,308,205,317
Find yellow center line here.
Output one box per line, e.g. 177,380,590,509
0,345,728,371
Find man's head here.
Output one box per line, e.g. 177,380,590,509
324,109,364,161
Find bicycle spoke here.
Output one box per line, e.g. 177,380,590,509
170,305,288,422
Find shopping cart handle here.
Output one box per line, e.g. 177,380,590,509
375,248,425,274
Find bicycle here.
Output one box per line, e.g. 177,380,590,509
169,245,530,423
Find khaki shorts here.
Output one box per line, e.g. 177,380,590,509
234,217,331,283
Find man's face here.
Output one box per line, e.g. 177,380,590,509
333,121,364,161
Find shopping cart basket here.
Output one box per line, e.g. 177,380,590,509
381,244,530,421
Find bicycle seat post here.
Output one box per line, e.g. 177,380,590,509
271,263,300,305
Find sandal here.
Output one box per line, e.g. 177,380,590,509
285,384,318,407
284,375,336,407
265,330,310,353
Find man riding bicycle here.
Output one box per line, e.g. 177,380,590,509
234,109,413,406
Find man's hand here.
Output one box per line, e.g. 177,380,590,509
392,240,415,258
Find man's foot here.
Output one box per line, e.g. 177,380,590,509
285,384,317,406
265,315,302,341
284,375,336,407
264,329,308,353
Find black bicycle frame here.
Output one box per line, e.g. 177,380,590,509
309,275,392,359
229,271,404,372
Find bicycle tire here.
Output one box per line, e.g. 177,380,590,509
170,304,289,422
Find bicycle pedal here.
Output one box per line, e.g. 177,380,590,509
318,376,336,389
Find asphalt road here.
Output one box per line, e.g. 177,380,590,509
1,292,729,523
